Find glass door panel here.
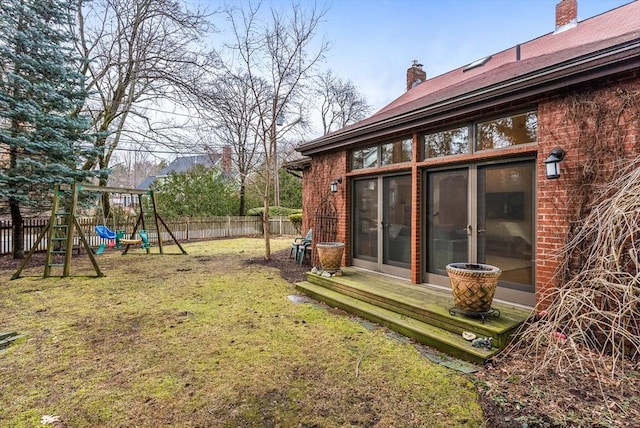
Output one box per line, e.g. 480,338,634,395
352,174,412,277
382,175,412,267
353,178,378,261
424,160,535,306
478,163,534,292
427,169,469,275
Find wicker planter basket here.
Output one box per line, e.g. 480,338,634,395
316,242,345,273
446,263,502,313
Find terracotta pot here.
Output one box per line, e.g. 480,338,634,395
316,242,345,272
446,263,501,312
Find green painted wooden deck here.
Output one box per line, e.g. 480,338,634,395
296,267,532,364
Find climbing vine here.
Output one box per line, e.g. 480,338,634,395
496,86,640,415
562,88,640,222
555,88,640,279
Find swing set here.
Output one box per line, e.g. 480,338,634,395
92,193,149,254
12,182,187,279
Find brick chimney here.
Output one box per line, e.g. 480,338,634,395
222,145,232,174
555,0,577,32
406,60,426,91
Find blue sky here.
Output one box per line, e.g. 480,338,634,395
318,0,632,111
200,0,632,131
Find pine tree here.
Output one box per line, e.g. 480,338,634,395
0,0,99,257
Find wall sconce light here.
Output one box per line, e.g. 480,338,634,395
544,147,565,179
330,177,342,193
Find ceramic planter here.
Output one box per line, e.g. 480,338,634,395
316,242,345,273
446,263,501,313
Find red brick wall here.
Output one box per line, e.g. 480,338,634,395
410,135,421,283
536,76,640,307
303,72,640,307
301,150,349,265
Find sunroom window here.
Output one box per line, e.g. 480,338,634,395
351,137,412,170
476,111,537,150
381,138,412,166
351,146,378,170
423,126,469,158
422,110,537,160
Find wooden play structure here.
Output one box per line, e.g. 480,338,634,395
12,183,186,279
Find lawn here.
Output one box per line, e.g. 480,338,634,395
0,238,483,427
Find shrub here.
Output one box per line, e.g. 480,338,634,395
247,206,301,217
288,213,303,234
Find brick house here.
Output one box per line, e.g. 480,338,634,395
296,0,640,308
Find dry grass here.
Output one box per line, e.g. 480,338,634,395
478,161,640,427
0,238,482,427
512,162,640,375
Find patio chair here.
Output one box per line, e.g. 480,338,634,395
290,228,312,264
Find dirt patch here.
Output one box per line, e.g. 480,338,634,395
243,247,310,284
0,252,48,272
475,348,640,428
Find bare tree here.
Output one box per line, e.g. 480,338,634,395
224,2,329,258
200,71,266,216
316,69,371,135
107,150,164,189
72,0,218,190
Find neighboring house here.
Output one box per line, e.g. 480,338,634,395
137,146,232,191
296,0,640,308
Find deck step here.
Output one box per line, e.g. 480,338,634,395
296,281,499,364
305,269,530,350
0,332,27,350
296,267,532,363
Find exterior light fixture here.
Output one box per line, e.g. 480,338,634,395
544,147,565,179
330,177,342,193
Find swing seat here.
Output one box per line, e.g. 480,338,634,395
95,225,116,240
120,238,142,245
120,231,149,247
138,230,150,249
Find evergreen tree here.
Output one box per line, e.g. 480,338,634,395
0,0,99,257
278,168,302,210
153,165,240,218
244,167,302,211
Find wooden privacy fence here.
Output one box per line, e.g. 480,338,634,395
0,216,296,255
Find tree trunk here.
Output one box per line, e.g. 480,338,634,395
9,143,24,259
263,193,271,260
263,149,272,259
10,197,24,259
239,179,246,216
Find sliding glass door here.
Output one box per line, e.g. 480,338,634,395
427,169,469,275
353,178,378,262
425,160,535,306
478,163,534,295
352,174,411,277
